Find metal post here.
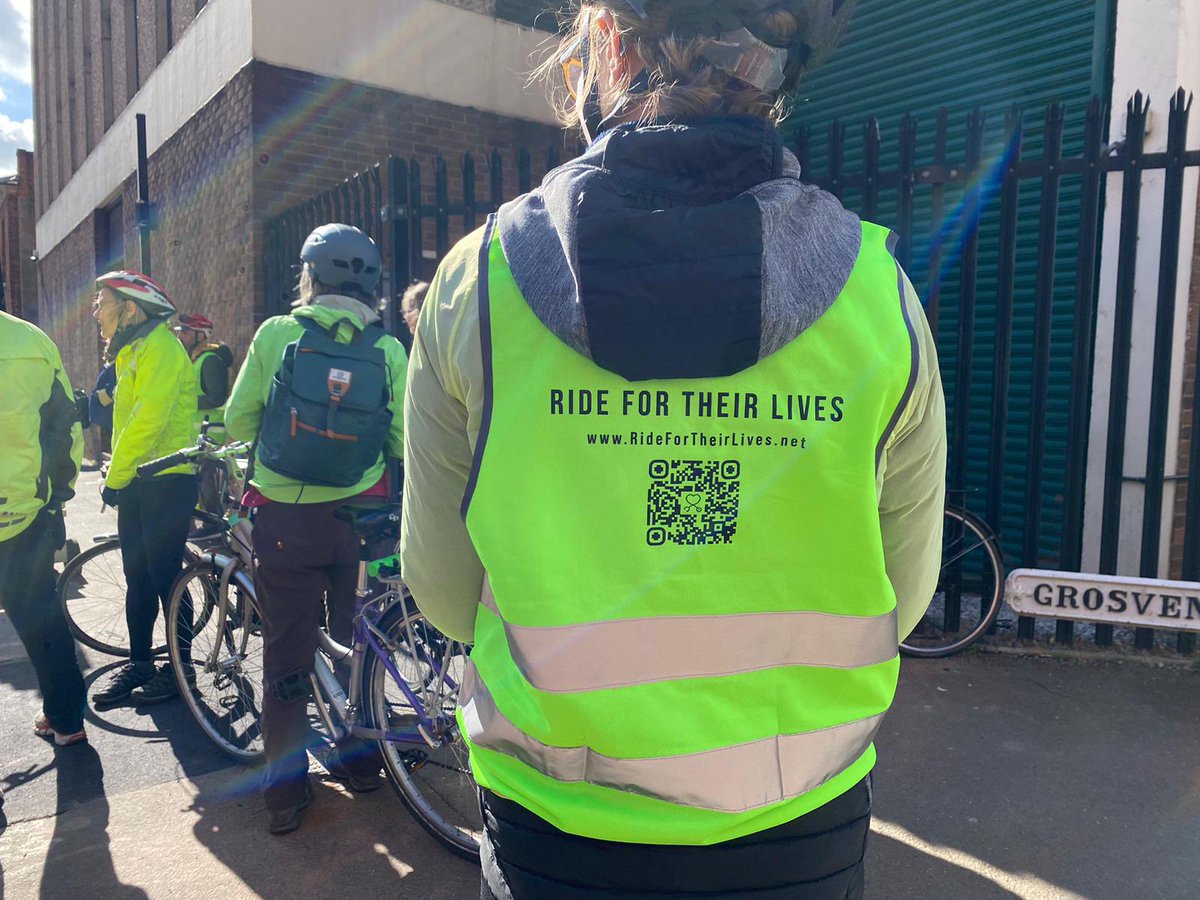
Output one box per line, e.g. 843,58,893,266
926,108,949,344
863,118,880,221
897,114,917,272
794,124,811,181
1097,92,1149,647
987,106,1023,576
135,113,152,276
944,109,986,636
462,153,477,234
828,120,845,201
386,156,410,338
951,109,986,498
1139,89,1192,651
435,156,450,259
490,150,504,213
408,159,423,284
1062,98,1106,575
1024,103,1065,641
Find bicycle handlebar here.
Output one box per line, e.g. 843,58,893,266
137,451,192,479
135,441,251,480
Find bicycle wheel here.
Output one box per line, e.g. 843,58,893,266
168,560,265,763
901,507,1005,658
57,540,167,657
363,599,480,861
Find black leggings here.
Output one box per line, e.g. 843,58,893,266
117,474,196,663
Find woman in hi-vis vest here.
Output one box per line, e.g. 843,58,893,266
402,2,947,897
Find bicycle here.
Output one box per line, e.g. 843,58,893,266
153,471,480,860
899,503,1006,658
56,428,247,657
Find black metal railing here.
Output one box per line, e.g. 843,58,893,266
801,89,1199,652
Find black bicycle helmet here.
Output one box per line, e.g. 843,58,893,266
300,224,383,297
612,0,856,89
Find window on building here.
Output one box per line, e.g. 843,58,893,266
100,0,115,128
156,0,173,61
81,0,96,154
96,199,125,274
125,0,140,95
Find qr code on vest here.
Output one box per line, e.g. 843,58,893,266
646,460,741,546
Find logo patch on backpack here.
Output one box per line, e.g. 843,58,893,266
328,368,352,398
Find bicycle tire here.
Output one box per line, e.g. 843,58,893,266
57,540,167,658
900,507,1005,658
362,600,481,861
168,560,266,763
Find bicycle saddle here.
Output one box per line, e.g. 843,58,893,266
334,504,400,540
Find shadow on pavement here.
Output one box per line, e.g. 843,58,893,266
186,772,480,898
39,742,149,900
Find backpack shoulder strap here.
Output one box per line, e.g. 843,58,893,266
357,324,386,346
296,316,330,338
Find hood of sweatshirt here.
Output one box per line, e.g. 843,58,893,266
496,116,862,382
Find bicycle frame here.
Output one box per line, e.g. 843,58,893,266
309,565,460,752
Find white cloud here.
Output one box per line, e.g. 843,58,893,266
0,0,33,85
0,112,33,176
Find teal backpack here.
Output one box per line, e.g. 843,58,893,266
258,317,392,487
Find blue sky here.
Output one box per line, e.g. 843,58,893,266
0,0,33,178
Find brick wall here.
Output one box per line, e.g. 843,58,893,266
1170,186,1200,578
250,61,570,311
132,66,257,355
38,214,103,393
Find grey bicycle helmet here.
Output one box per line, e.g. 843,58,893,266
300,224,383,296
612,0,857,90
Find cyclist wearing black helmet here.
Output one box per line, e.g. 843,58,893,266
225,224,408,835
403,1,946,897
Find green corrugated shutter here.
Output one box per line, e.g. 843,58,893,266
784,0,1112,568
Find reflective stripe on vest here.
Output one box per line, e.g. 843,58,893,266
462,214,916,845
481,577,898,693
460,662,886,813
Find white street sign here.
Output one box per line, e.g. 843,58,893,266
1005,569,1200,633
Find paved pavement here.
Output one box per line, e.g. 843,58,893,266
2,480,1198,897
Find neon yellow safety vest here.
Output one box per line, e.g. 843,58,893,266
460,219,919,846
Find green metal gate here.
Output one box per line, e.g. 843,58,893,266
784,0,1115,574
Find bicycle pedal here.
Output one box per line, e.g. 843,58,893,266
402,750,427,773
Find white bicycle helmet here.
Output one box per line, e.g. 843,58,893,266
96,270,177,319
